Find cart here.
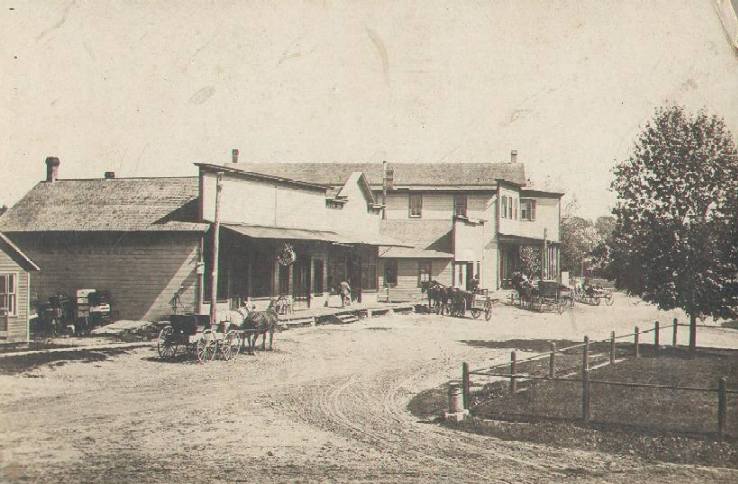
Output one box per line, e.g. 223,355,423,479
157,314,241,363
470,289,494,321
575,287,614,306
531,280,569,314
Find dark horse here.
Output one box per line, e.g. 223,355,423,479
423,280,450,315
511,272,537,309
239,299,279,354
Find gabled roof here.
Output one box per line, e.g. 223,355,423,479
0,177,208,233
0,233,40,271
333,172,377,205
219,162,526,187
196,163,328,191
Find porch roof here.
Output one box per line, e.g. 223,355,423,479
223,223,338,242
378,246,454,259
498,234,560,245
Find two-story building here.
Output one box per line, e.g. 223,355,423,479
228,153,563,298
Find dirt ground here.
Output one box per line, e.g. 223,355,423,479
2,294,738,483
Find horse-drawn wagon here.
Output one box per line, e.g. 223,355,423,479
574,286,614,306
511,274,571,314
424,281,495,320
157,314,240,363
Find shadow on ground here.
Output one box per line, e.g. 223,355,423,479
0,348,131,375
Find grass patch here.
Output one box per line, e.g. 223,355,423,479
409,347,738,468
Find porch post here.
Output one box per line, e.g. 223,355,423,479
541,228,548,280
209,172,223,326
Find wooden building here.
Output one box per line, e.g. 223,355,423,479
0,159,209,322
0,232,40,343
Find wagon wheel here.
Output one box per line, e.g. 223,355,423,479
219,332,235,361
157,326,177,359
229,330,242,357
604,293,614,306
557,301,566,314
470,308,482,319
484,301,492,321
595,297,602,306
196,330,217,363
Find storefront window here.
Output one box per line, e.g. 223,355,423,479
417,261,432,287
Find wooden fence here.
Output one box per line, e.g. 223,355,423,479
461,318,737,438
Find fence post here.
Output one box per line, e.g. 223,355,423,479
634,326,640,358
582,369,591,422
672,318,678,347
510,351,517,394
582,336,590,371
610,331,616,364
549,342,556,379
462,362,470,410
654,321,660,355
718,376,727,439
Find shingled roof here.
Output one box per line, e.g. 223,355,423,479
220,162,526,187
0,177,208,232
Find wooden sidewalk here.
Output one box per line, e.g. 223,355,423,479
277,301,417,327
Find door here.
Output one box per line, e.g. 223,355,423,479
292,255,311,307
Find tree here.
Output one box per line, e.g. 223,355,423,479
609,105,738,356
518,245,542,278
560,216,601,275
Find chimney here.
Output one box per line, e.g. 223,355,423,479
45,156,60,183
104,171,115,179
510,150,518,163
231,148,239,164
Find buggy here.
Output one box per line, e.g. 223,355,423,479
157,314,241,363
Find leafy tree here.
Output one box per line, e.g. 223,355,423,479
518,245,542,278
609,105,738,355
560,216,601,275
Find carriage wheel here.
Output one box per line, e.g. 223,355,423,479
157,326,177,359
595,297,602,306
219,332,235,361
557,301,566,314
484,302,492,321
604,294,614,306
196,330,217,363
471,309,482,319
229,331,242,357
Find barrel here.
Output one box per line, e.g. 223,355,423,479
448,383,463,413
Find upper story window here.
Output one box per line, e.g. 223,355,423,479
409,193,422,218
521,199,536,221
500,195,516,219
453,194,467,218
0,273,17,317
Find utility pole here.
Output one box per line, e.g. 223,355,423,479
209,172,224,327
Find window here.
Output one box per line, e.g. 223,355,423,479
313,258,324,294
521,199,536,221
384,260,398,287
453,194,467,218
501,195,515,219
409,193,422,218
0,273,17,316
417,261,432,287
361,260,377,290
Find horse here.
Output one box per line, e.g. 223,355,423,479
239,299,279,354
425,280,449,315
511,272,537,310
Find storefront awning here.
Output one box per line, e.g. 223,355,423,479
378,246,454,259
335,234,413,248
223,223,338,242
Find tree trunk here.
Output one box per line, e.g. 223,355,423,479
688,312,697,358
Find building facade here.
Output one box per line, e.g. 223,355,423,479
0,233,40,343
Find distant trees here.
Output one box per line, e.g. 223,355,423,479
609,105,738,355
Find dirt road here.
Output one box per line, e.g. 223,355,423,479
2,295,737,482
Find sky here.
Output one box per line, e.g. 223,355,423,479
1,0,737,220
